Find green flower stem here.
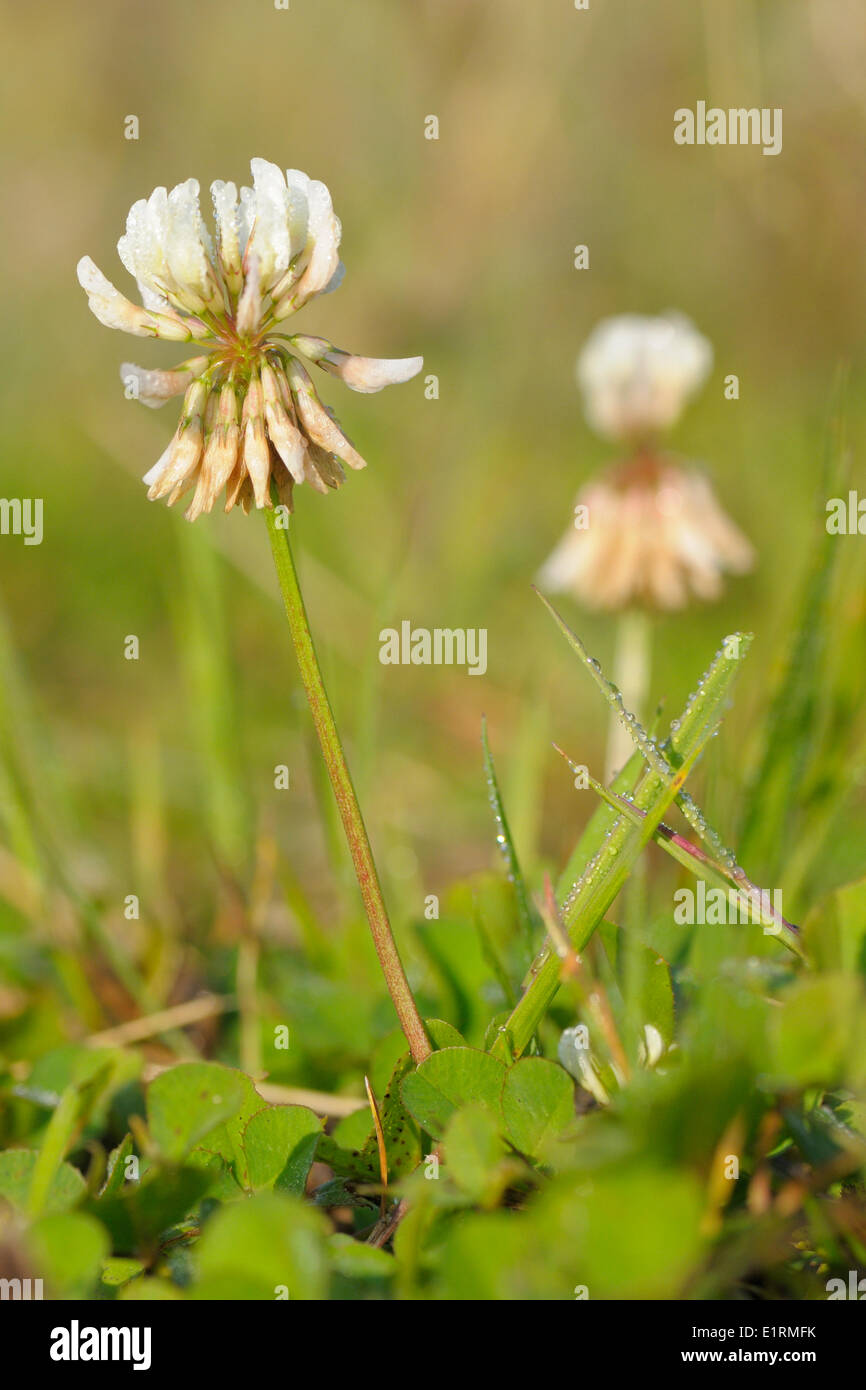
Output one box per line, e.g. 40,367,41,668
265,507,431,1066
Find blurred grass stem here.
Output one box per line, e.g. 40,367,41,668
606,610,651,782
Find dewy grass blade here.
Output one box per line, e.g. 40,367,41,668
534,589,671,781
578,766,805,960
491,618,753,1061
555,747,644,903
494,735,707,1061
544,590,754,915
540,742,645,999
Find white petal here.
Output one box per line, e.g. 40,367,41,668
319,260,345,296
120,361,199,408
211,179,242,284
237,185,256,261
284,168,311,262
235,254,262,337
290,180,341,308
117,188,174,310
77,256,154,336
77,256,117,298
142,441,175,487
247,158,290,291
640,1024,665,1067
117,199,146,279
164,179,215,308
323,350,423,393
576,313,713,441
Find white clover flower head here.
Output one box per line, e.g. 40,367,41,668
537,455,754,612
78,158,423,520
576,313,713,444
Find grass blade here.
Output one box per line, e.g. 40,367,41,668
491,613,753,1061
575,763,805,960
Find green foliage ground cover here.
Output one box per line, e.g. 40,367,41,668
2,450,865,1301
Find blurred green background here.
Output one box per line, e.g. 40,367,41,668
1,0,865,1046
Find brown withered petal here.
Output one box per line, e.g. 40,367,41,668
271,449,295,511
261,362,307,482
285,358,366,470
186,410,241,520
224,457,247,513
265,401,307,483
238,476,256,515
302,459,330,494
305,444,345,491
241,417,272,509
145,380,208,500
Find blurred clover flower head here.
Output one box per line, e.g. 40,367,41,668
539,312,753,611
576,312,712,444
77,158,422,520
539,459,754,611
